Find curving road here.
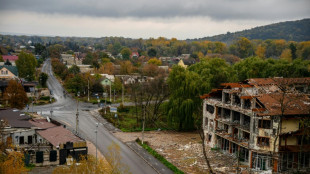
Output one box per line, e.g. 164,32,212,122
32,59,158,174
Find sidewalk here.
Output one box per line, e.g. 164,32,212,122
89,109,174,174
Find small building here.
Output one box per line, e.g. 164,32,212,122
2,55,18,63
0,109,88,166
130,52,139,59
0,65,18,79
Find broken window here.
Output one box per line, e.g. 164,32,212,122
28,136,32,144
224,124,229,133
240,147,249,162
243,115,251,130
233,111,240,124
243,132,250,140
234,95,241,106
257,137,270,146
224,93,230,104
244,99,251,109
223,109,230,119
206,104,214,114
258,120,271,129
218,107,222,117
19,136,24,145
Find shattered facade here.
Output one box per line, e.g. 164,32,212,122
202,77,310,173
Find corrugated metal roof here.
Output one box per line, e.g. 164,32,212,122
36,126,83,147
0,109,33,128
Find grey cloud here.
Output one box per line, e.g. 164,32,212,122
0,0,309,20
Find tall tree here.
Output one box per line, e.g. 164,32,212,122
120,47,132,60
289,42,297,59
167,66,200,130
3,80,28,109
39,72,48,88
15,51,37,81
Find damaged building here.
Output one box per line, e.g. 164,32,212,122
201,77,310,173
0,109,87,166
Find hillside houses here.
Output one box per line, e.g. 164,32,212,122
201,77,310,173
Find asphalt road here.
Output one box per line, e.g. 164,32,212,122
32,59,158,174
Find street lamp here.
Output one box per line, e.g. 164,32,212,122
94,122,102,166
50,98,53,117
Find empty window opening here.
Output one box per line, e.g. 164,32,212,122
206,104,214,114
239,147,249,162
258,120,271,129
233,111,240,124
218,107,222,117
244,99,251,109
234,95,241,106
257,137,270,147
224,93,231,104
28,136,32,144
224,109,230,119
19,136,24,145
243,132,250,140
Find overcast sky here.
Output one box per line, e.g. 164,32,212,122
0,0,309,39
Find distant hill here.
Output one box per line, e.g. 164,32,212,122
190,18,310,43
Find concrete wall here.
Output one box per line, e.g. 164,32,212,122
281,119,299,133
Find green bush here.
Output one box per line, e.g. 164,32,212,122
39,96,50,101
136,138,184,174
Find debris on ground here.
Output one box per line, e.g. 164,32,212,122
114,131,244,174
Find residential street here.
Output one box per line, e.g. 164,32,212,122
31,59,158,174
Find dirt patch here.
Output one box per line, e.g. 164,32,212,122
114,131,241,174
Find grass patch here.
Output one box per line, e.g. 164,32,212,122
100,105,168,132
25,163,35,170
136,138,184,174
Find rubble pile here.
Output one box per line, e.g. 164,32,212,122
114,131,239,174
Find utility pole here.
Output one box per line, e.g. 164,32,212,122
88,78,90,102
95,123,98,166
114,89,115,102
105,91,107,114
142,105,145,144
76,92,80,134
122,82,124,105
109,80,112,102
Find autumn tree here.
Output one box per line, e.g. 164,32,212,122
3,80,28,109
68,64,81,75
120,61,134,75
255,44,266,59
0,151,28,174
53,142,129,174
15,51,37,81
235,37,253,58
0,55,3,62
280,48,292,62
147,58,162,66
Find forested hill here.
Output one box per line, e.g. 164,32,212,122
190,18,310,43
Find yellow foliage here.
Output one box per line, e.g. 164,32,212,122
0,151,28,174
280,48,292,62
148,58,162,66
255,45,266,59
53,141,130,174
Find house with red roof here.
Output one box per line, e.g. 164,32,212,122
2,55,18,62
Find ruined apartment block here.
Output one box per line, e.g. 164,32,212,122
202,77,310,173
